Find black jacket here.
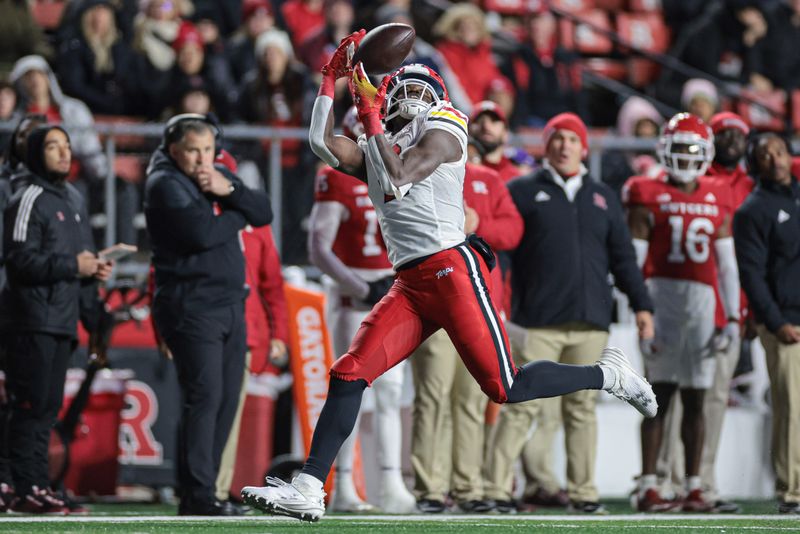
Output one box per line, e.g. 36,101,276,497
144,149,272,314
0,173,98,337
508,167,653,330
733,178,800,333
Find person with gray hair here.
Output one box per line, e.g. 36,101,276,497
144,114,272,515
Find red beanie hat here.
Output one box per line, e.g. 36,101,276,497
543,112,588,153
173,21,203,51
215,149,238,173
709,111,750,136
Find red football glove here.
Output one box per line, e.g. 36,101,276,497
349,62,388,137
319,29,366,96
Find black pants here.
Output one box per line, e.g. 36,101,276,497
155,302,246,503
6,333,72,496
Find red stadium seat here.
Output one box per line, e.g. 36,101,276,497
483,0,547,15
736,89,787,132
629,0,663,12
559,10,613,54
113,155,145,184
94,115,147,151
627,57,661,87
550,0,596,13
583,58,628,81
595,0,625,10
616,12,670,54
31,0,65,29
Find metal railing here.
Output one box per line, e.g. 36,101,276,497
0,120,696,279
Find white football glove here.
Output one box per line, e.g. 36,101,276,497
713,321,740,353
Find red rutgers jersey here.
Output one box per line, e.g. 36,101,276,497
623,175,732,288
314,166,392,270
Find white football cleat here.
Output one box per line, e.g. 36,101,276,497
597,347,658,418
379,474,417,514
330,487,376,512
241,476,326,522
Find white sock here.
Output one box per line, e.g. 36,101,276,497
600,365,617,390
639,474,658,493
686,476,702,492
295,473,324,494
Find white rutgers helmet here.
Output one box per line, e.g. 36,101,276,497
657,112,715,183
382,64,449,123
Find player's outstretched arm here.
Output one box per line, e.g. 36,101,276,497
309,30,367,180
376,129,462,187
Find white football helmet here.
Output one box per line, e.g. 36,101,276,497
657,112,715,184
382,64,449,123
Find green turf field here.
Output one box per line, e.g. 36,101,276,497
0,501,797,533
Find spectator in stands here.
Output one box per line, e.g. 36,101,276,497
763,0,800,93
734,133,800,514
681,79,719,124
675,0,772,92
56,0,143,116
281,0,325,50
151,21,236,120
132,0,192,115
497,8,585,127
432,3,509,117
469,100,533,184
1,124,111,514
239,29,314,264
10,55,140,246
0,82,21,158
484,113,654,515
601,96,663,194
0,0,52,78
226,0,276,89
192,0,243,37
297,0,354,77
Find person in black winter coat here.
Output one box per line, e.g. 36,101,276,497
56,0,143,115
144,115,272,515
0,125,111,513
733,133,800,513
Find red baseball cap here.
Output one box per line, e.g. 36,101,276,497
709,111,750,136
471,100,507,125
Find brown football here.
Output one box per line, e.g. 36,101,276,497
351,23,416,75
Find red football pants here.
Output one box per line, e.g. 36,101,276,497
330,243,517,403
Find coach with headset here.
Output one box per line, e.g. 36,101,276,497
144,114,272,515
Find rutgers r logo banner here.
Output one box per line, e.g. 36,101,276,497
119,380,164,465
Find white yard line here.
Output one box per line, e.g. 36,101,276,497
0,514,795,523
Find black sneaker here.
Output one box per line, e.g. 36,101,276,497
568,501,608,515
778,501,800,514
711,499,741,513
417,499,446,513
491,500,517,514
457,499,493,513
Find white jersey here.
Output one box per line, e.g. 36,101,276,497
358,101,469,268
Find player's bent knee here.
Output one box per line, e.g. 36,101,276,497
330,353,373,385
481,383,508,404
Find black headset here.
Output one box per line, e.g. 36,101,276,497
162,113,223,154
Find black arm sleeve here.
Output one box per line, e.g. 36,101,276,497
4,203,78,285
151,177,247,253
218,172,273,227
733,208,786,333
607,194,654,312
